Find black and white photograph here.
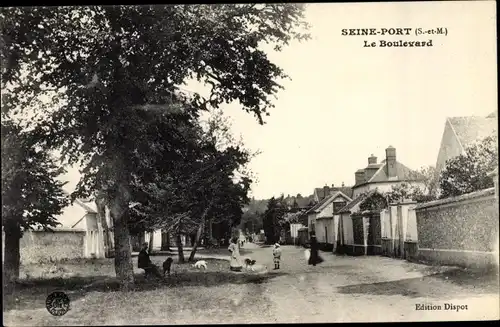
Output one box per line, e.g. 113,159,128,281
1,2,498,325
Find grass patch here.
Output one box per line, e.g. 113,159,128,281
3,257,280,325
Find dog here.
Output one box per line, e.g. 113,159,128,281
244,258,256,268
162,257,173,276
192,260,207,270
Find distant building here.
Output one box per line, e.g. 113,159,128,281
314,191,353,248
351,146,425,198
304,184,353,234
3,196,112,264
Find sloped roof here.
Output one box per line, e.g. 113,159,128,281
353,159,424,188
62,190,98,214
448,116,497,150
314,186,354,200
338,189,378,214
367,161,425,184
74,199,98,214
315,191,353,213
336,187,354,199
314,187,329,201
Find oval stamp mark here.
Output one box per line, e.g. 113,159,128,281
45,291,70,316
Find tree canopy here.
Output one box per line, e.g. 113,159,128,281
1,118,68,282
439,134,498,198
0,4,310,288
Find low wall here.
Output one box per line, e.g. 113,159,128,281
343,245,366,256
417,249,497,269
404,241,418,262
415,188,498,269
381,238,392,256
2,229,86,264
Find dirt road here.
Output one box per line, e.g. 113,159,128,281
242,243,499,323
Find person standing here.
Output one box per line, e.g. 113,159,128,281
272,243,282,269
308,232,324,266
228,237,243,272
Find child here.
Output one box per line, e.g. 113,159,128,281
272,243,282,270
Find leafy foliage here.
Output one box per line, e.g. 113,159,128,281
1,118,69,233
262,196,288,244
386,182,436,203
127,109,253,235
358,191,388,213
439,135,498,198
0,4,309,286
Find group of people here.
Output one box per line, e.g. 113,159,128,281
228,232,323,272
138,232,324,278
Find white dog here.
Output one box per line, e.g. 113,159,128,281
249,264,268,274
304,249,311,262
192,260,208,270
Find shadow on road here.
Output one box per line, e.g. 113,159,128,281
336,268,499,298
3,269,287,312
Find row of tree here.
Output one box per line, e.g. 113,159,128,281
1,5,310,289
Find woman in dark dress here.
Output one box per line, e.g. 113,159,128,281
308,232,324,266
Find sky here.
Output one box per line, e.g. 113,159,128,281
60,2,497,200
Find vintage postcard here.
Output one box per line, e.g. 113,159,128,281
1,1,498,325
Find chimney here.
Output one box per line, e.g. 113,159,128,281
355,169,365,185
385,146,397,178
323,184,329,198
329,184,336,195
368,154,377,165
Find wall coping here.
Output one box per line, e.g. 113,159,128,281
27,227,87,233
414,188,495,210
389,200,417,206
351,211,381,217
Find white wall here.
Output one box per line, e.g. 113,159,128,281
145,230,162,250
317,203,333,218
406,207,418,241
290,224,305,238
316,219,326,243
341,213,354,245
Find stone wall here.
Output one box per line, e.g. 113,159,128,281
2,229,86,264
415,188,498,269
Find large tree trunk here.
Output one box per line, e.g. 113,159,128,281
3,221,21,286
188,203,213,262
208,218,213,242
96,195,113,258
176,233,185,263
109,184,134,291
188,221,205,262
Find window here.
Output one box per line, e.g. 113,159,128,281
333,202,346,213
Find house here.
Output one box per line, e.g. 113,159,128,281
313,184,353,202
336,189,387,256
435,112,497,181
351,146,426,199
5,196,114,264
315,191,352,251
306,184,353,233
